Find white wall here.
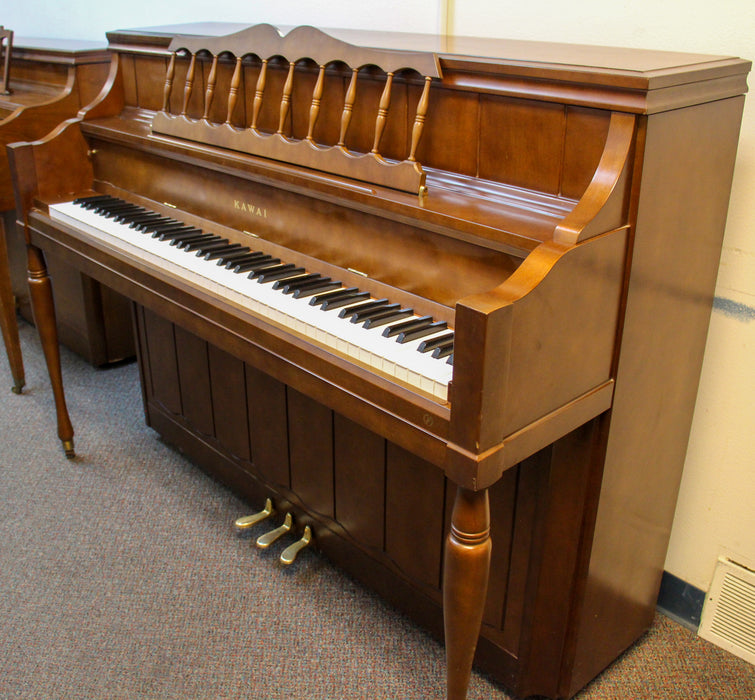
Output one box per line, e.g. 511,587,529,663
4,0,753,593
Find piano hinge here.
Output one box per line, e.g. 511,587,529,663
347,267,368,277
163,201,177,208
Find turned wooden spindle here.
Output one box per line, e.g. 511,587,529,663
277,61,296,136
371,71,394,155
180,53,196,117
338,68,358,148
202,55,219,121
306,64,326,142
161,52,176,112
225,56,243,125
408,76,432,162
251,58,268,131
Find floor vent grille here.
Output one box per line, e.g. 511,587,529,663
698,557,755,665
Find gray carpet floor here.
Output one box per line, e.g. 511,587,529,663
1,318,754,699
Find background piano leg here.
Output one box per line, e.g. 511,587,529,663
26,244,74,457
443,486,491,700
0,216,25,393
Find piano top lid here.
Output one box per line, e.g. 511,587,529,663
10,37,110,65
107,22,751,84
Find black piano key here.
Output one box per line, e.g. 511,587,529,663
338,298,389,319
447,354,454,365
273,273,321,291
317,289,370,310
182,235,225,252
361,307,414,329
418,332,454,353
172,233,215,248
74,194,114,206
255,265,306,283
113,208,150,223
249,262,292,279
382,315,432,338
144,220,183,233
118,211,156,223
432,342,454,359
168,233,209,247
233,256,280,273
192,240,232,256
156,227,203,241
350,302,401,324
204,244,248,261
220,250,265,267
97,201,140,214
291,280,343,299
128,214,173,228
397,321,448,344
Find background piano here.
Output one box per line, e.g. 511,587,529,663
8,23,749,700
0,35,131,393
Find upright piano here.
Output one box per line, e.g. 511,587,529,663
8,23,749,699
0,35,132,388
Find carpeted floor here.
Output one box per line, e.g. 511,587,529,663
1,318,754,699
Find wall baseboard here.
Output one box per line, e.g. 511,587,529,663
656,570,705,630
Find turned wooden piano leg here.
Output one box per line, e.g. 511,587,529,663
443,486,492,700
0,216,25,394
26,244,75,457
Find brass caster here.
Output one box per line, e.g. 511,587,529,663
11,381,24,395
234,498,274,531
280,525,313,565
256,512,293,549
62,439,75,459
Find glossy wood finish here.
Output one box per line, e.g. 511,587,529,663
7,24,749,700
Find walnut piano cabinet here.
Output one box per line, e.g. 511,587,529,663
0,38,133,382
7,24,749,699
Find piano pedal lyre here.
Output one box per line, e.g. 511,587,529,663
280,525,313,566
256,512,293,549
234,497,274,532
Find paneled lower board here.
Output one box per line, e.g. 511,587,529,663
134,304,600,695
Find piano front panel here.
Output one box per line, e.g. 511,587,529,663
134,302,603,694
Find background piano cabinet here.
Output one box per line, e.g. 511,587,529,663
0,39,134,367
134,304,609,698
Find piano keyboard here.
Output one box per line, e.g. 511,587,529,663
49,196,454,401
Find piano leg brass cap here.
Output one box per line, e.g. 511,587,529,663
11,381,24,394
280,525,313,566
62,439,75,459
256,512,293,549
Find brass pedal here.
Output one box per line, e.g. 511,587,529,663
280,525,313,565
256,512,293,549
234,498,274,531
